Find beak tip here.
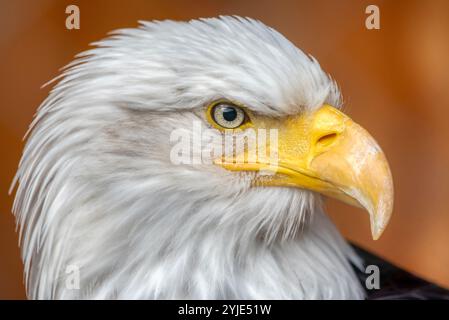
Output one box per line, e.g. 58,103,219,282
371,229,382,241
370,222,381,240
370,206,393,240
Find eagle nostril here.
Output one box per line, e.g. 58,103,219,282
316,133,338,148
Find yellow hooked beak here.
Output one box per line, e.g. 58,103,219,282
215,105,394,240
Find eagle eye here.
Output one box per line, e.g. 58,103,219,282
207,101,249,129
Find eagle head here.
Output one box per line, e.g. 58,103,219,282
12,16,393,299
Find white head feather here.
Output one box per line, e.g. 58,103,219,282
12,16,364,299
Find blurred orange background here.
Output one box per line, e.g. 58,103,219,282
1,0,449,299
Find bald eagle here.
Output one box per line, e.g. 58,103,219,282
12,16,400,299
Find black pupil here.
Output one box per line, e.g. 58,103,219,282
222,107,237,122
